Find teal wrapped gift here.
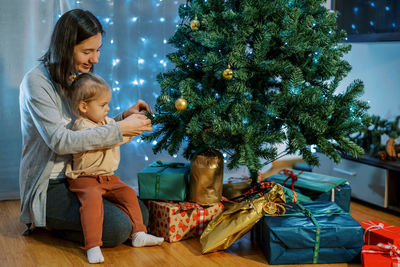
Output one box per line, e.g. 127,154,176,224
255,201,363,265
138,161,190,201
265,169,351,212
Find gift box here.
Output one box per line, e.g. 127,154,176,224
223,177,312,203
148,200,224,242
201,183,286,254
362,243,400,267
222,177,251,199
360,220,400,247
255,201,363,265
265,169,351,212
281,186,312,203
138,161,190,201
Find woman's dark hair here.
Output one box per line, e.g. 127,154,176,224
40,9,104,90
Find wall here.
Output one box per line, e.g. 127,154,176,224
0,0,63,199
340,42,400,120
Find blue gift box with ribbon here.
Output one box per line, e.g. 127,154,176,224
255,201,363,265
138,161,190,201
265,169,351,212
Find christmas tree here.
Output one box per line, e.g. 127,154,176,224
143,0,370,184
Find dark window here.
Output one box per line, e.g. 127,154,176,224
334,0,400,42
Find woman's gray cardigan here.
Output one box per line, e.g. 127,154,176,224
19,63,124,227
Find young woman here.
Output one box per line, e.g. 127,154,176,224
19,9,152,249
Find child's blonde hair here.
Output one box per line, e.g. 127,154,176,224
70,73,110,116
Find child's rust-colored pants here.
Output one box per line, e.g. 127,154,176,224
68,175,147,249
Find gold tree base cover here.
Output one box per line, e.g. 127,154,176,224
189,149,224,205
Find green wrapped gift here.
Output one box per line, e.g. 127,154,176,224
282,186,312,203
138,161,190,201
266,169,351,212
267,169,347,193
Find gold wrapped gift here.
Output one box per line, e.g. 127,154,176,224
189,149,224,205
200,183,285,254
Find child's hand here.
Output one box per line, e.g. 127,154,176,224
123,100,153,118
118,114,152,136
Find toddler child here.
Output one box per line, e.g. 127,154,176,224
65,73,163,264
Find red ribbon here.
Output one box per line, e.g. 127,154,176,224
243,181,275,198
279,169,304,203
221,196,237,203
280,169,303,191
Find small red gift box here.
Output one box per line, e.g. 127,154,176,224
361,243,400,267
148,200,224,242
360,220,400,246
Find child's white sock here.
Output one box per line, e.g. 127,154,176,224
87,246,104,264
131,232,164,247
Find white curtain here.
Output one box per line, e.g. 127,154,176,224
0,0,186,199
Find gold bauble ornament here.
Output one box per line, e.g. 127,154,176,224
175,96,188,111
190,16,200,30
223,65,233,79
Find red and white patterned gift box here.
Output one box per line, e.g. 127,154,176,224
148,200,224,242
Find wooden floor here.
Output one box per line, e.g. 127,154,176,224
0,199,399,267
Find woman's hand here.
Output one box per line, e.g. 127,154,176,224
122,99,153,119
118,113,152,136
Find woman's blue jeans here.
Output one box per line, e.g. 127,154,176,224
45,178,148,247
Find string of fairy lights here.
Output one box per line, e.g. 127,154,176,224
46,0,228,165
336,1,399,40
